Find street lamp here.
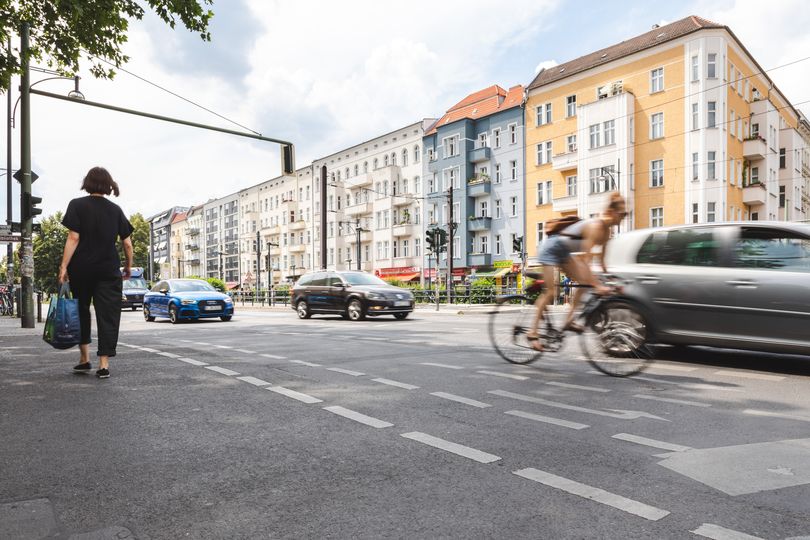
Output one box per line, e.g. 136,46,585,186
265,241,279,305
214,249,225,283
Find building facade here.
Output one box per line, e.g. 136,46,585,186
183,205,204,278
422,85,525,284
148,206,188,280
169,211,188,278
203,194,239,285
524,15,809,259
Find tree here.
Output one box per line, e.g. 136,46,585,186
32,212,67,293
118,212,149,270
0,0,214,92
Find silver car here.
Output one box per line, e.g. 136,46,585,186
605,222,810,355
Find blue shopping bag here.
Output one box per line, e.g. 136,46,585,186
43,283,81,350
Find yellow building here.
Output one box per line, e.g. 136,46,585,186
524,15,810,259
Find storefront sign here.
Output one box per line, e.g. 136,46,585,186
378,266,419,277
493,260,513,269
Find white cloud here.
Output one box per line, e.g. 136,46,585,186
534,60,559,74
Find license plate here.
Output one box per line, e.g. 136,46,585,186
394,301,410,307
204,305,220,311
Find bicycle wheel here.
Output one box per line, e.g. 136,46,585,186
580,300,652,377
488,296,543,365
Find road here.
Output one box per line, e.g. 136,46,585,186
1,308,809,539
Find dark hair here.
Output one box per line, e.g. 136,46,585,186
606,192,625,211
81,167,120,196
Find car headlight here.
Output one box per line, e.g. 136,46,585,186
181,299,196,305
223,297,233,304
366,292,383,300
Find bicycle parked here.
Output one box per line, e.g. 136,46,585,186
488,273,653,377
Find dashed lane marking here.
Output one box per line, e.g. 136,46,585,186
267,386,323,404
326,367,365,377
194,342,211,346
743,409,810,423
261,353,287,360
237,376,271,387
488,390,668,421
213,345,232,349
476,370,529,381
204,366,240,376
156,352,181,358
633,394,712,408
632,374,744,393
713,370,785,382
546,381,610,393
140,347,158,353
513,468,670,521
612,433,692,452
505,410,589,430
323,406,393,428
361,337,386,341
691,523,764,540
372,378,419,390
234,349,256,354
177,357,208,366
401,432,501,464
647,364,698,372
290,360,321,367
430,392,491,408
420,362,464,370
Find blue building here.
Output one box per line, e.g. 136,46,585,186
422,85,525,285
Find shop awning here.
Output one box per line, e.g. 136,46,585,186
387,272,420,282
493,267,511,278
472,269,499,278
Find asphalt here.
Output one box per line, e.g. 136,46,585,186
1,310,809,539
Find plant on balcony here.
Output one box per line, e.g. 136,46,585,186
402,209,411,223
468,174,490,185
743,134,765,142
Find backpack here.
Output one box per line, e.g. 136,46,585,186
544,216,581,237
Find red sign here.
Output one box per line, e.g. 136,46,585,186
377,266,419,277
423,267,467,278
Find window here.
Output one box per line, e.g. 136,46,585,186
415,238,421,257
751,123,759,138
692,203,699,223
650,67,664,93
650,207,664,228
495,199,501,219
692,152,699,181
690,103,698,129
691,55,699,82
589,124,601,149
536,141,552,165
707,202,716,222
589,166,616,193
707,53,716,78
707,101,716,128
402,149,408,167
650,112,664,139
495,235,501,255
566,95,576,117
426,148,434,162
509,124,517,144
779,148,786,169
480,235,488,254
479,200,489,217
391,152,397,166
729,110,735,138
493,128,501,148
566,135,577,153
566,175,577,197
597,85,608,99
637,228,721,266
603,120,615,145
443,136,459,157
779,185,786,208
495,163,502,183
536,181,552,205
629,117,634,143
384,155,389,167
650,159,664,187
735,228,810,272
707,151,716,180
535,103,552,126
750,166,759,184
414,146,420,163
510,161,517,181
510,197,518,217
479,133,488,148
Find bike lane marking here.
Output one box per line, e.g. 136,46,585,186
323,406,393,428
633,394,712,408
326,367,365,377
237,376,272,387
546,381,610,393
712,370,785,382
420,362,464,370
400,432,501,464
177,357,208,366
289,360,321,367
261,353,287,360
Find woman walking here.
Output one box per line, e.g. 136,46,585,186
59,167,134,378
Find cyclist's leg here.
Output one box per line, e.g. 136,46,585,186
560,256,593,329
528,264,557,349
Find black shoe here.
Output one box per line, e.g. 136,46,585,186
73,362,91,372
95,368,110,379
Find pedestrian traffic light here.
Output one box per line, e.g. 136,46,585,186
513,236,523,253
22,192,42,221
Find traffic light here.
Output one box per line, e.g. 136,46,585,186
426,228,437,253
22,192,42,221
513,236,523,253
436,228,448,252
281,144,295,175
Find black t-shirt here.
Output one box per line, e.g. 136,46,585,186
62,196,133,279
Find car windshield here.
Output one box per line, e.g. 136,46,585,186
342,273,389,286
123,278,148,289
171,280,216,292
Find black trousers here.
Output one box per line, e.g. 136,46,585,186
69,276,123,357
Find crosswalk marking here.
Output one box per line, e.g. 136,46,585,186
401,432,500,464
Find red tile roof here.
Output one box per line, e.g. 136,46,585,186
427,84,524,135
171,212,187,225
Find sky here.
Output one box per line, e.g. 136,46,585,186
1,0,809,224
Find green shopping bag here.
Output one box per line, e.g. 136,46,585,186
43,283,81,349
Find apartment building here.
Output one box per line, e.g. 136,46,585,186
314,120,434,282
148,206,188,280
169,211,188,278
183,205,204,278
203,194,239,285
524,15,810,258
422,85,525,283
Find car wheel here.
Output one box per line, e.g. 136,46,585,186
169,305,180,324
347,299,365,321
393,312,409,320
143,306,155,322
296,300,311,319
220,315,232,322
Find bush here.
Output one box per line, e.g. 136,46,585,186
186,275,226,292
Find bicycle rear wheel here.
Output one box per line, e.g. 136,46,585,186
580,300,652,377
488,296,543,365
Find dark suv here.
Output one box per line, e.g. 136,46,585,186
291,271,415,321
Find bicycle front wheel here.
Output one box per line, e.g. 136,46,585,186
580,300,652,377
488,296,543,365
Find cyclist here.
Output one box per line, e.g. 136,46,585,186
527,192,626,350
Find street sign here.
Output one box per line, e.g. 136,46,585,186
0,234,22,243
12,169,39,183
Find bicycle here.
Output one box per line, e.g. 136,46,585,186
488,274,653,377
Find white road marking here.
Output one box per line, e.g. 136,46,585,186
261,353,287,360
505,410,589,430
267,386,323,404
323,406,392,428
612,433,691,452
647,364,698,372
430,392,491,408
513,468,670,521
140,347,158,353
400,432,501,464
290,360,321,367
397,339,427,344
177,357,208,366
488,390,667,421
214,345,232,349
546,381,610,393
634,375,743,393
234,349,256,354
326,367,365,377
156,352,181,358
281,332,303,335
634,394,712,408
713,370,785,382
236,376,271,387
194,342,211,346
178,340,193,343
477,370,529,381
361,337,386,341
420,362,464,370
744,409,810,423
204,366,240,376
372,378,419,390
691,523,764,540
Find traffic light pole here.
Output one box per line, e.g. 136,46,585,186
256,230,261,293
447,186,454,302
19,23,35,328
6,37,13,296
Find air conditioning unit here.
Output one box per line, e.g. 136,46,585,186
611,81,623,95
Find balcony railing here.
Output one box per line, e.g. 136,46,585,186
288,220,307,231
743,181,767,205
467,177,491,198
469,146,491,163
187,228,200,236
467,217,492,231
468,253,492,266
743,136,767,161
346,202,373,216
552,151,577,171
392,223,415,237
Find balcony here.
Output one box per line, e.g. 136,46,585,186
346,230,373,244
392,223,415,237
743,136,767,161
370,165,399,182
552,151,577,171
392,195,412,207
269,247,281,256
345,202,373,216
743,182,767,205
280,198,299,212
289,244,306,254
469,146,491,163
263,224,281,235
288,220,307,231
345,172,372,189
185,243,199,251
187,228,200,236
468,253,492,267
467,217,492,231
553,195,578,213
467,178,491,197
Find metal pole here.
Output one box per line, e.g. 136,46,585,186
320,166,327,269
355,218,361,271
256,230,261,293
434,251,439,311
6,37,13,298
19,23,34,328
447,186,454,304
148,220,154,282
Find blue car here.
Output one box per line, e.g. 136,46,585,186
143,279,234,324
